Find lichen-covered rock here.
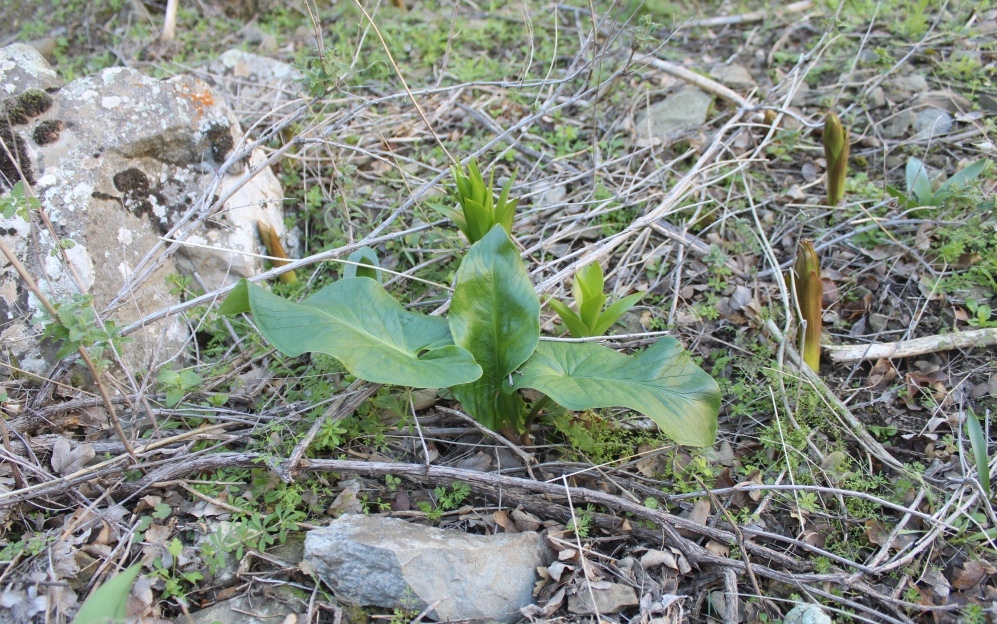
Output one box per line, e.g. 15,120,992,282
0,45,294,377
305,514,552,623
0,44,63,95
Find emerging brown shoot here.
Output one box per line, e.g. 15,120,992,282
823,112,849,206
257,221,298,284
792,239,823,372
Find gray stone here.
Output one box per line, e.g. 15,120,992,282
567,582,640,615
25,39,58,64
868,313,890,333
865,86,886,109
789,81,809,107
410,387,440,411
913,108,953,138
710,64,756,90
883,75,928,101
529,180,567,210
633,87,714,145
304,514,552,623
0,45,294,376
784,603,834,624
881,109,916,139
0,44,63,94
912,89,972,114
977,93,997,115
189,592,303,624
198,49,304,125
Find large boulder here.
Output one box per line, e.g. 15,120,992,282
304,514,552,622
0,44,294,377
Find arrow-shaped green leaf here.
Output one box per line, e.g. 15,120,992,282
219,278,481,388
506,338,720,447
449,225,539,431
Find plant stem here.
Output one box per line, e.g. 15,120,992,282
524,395,552,430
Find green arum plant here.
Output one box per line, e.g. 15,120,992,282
888,157,993,210
430,158,518,244
789,240,823,372
965,410,991,500
823,112,849,206
548,263,643,337
221,173,720,447
72,564,142,624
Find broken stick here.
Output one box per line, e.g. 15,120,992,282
825,327,997,363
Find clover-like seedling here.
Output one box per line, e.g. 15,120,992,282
549,263,643,338
431,158,518,244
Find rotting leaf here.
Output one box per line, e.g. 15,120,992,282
867,358,897,390
50,438,95,476
493,510,519,533
951,559,996,590
640,549,678,571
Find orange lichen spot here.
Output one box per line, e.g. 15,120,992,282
174,81,215,119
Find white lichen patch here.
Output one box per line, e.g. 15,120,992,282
101,95,123,109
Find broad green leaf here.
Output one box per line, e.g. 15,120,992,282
574,263,603,303
579,292,607,331
157,370,180,386
221,278,481,388
463,198,493,244
165,387,183,408
938,159,991,196
343,246,382,282
72,563,142,624
549,298,589,338
450,225,540,431
217,279,250,315
428,202,468,235
965,411,991,497
506,339,720,447
178,370,202,391
906,158,933,205
494,176,519,234
592,292,644,336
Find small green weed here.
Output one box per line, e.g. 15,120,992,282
415,482,471,521
965,299,997,328
157,368,203,408
150,538,203,601
35,294,128,371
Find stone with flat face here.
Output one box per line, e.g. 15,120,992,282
305,514,552,622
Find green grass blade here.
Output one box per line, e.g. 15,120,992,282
965,410,991,497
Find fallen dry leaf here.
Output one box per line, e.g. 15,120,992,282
50,438,95,476
868,358,897,389
493,510,519,533
640,549,678,571
951,559,997,590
